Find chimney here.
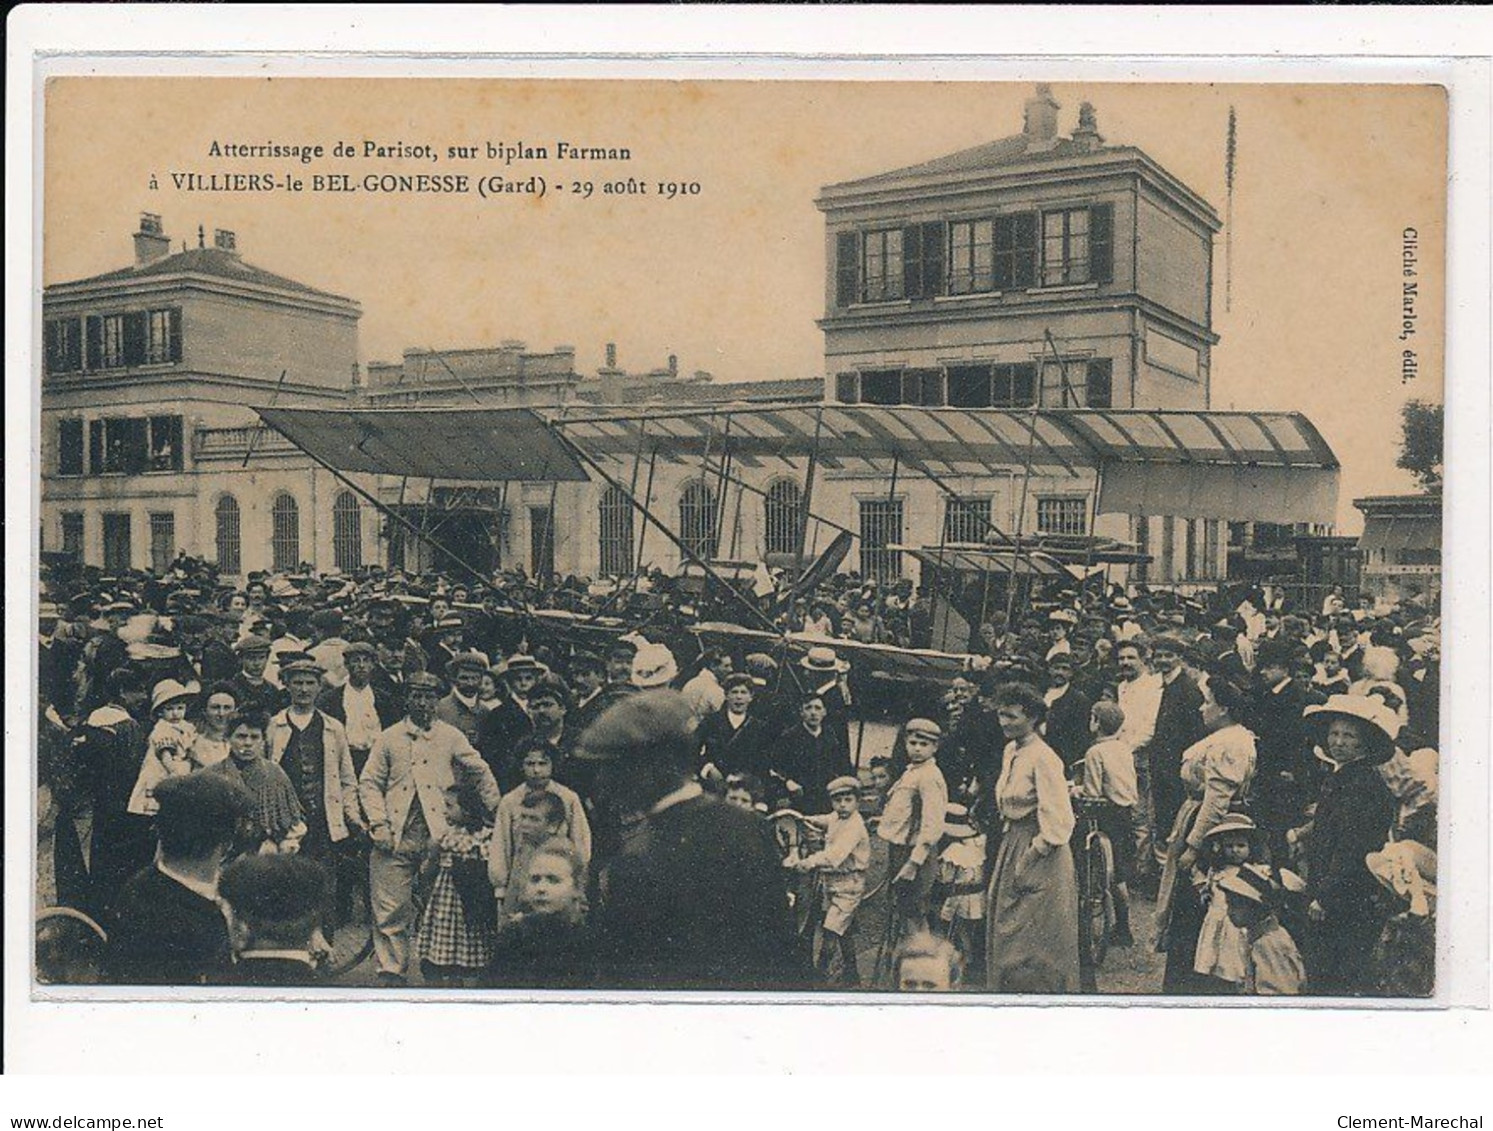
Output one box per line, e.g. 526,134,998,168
1022,84,1061,146
213,228,238,254
605,342,617,369
1071,101,1104,152
133,212,170,265
667,353,678,379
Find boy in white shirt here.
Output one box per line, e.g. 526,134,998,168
1081,700,1137,946
790,775,871,986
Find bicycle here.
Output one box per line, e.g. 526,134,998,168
768,808,826,948
314,839,376,980
1071,794,1117,974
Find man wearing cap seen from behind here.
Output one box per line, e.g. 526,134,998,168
359,671,501,986
576,690,806,990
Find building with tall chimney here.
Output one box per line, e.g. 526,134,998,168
40,214,373,577
815,85,1228,584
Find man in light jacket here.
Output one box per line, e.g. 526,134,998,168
358,671,502,985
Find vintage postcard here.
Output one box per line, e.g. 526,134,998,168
26,68,1461,1011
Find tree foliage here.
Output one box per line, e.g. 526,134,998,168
1396,399,1443,492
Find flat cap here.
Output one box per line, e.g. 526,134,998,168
826,775,861,798
573,689,698,764
234,633,273,655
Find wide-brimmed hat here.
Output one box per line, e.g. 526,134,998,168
1202,813,1258,841
943,802,976,839
151,678,201,713
631,642,679,689
1366,840,1437,917
445,650,491,677
799,646,850,674
1304,694,1400,765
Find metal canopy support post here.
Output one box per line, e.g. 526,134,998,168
563,439,786,637
633,445,659,576
300,452,493,592
794,407,825,581
242,369,289,468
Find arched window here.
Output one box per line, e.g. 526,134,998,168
215,494,242,575
332,491,362,571
678,481,718,560
270,493,300,571
763,479,803,558
598,485,635,576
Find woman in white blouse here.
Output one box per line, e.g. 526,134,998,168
1154,672,1258,994
984,682,1079,993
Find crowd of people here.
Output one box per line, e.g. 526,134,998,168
35,552,1441,996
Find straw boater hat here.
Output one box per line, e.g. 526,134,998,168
799,646,850,674
496,654,548,679
1303,694,1400,766
151,678,201,714
631,641,679,689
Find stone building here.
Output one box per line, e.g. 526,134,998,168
815,84,1228,585
40,214,374,578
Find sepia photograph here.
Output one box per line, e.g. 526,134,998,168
29,71,1454,1003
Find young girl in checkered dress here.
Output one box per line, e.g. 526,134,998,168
416,792,496,985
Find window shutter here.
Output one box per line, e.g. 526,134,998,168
88,420,104,474
58,419,84,476
919,220,945,298
168,308,183,362
123,311,148,366
835,231,860,307
85,316,103,371
1090,203,1114,283
1013,212,1038,288
1085,359,1114,408
902,224,922,299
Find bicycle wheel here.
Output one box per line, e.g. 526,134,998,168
1081,834,1112,970
320,864,376,980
